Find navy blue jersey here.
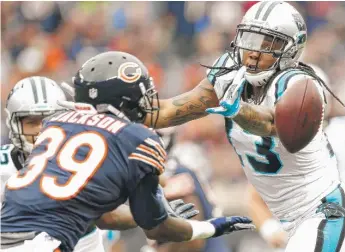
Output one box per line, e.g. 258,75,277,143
1,111,168,251
173,165,230,252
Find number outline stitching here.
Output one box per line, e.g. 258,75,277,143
41,130,108,200
7,127,108,200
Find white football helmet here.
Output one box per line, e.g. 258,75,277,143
232,1,307,86
5,76,67,153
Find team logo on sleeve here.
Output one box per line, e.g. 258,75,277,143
89,88,98,99
118,62,142,83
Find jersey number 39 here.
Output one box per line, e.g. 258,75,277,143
6,126,108,200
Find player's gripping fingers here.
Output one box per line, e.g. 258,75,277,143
206,81,245,118
166,198,199,219
173,201,200,219
175,202,195,214
229,216,255,232
223,78,246,102
180,209,199,219
169,199,185,209
232,78,246,99
205,106,227,115
209,216,254,237
215,100,240,118
233,223,256,231
228,216,252,225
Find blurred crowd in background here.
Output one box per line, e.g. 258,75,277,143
1,1,345,252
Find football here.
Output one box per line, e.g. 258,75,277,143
275,77,324,153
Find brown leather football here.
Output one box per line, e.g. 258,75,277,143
275,77,324,153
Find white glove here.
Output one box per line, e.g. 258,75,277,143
206,66,246,118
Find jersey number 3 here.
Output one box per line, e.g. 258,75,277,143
6,126,108,200
246,137,283,174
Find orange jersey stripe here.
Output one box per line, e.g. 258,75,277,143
137,144,165,163
129,153,164,174
144,139,167,158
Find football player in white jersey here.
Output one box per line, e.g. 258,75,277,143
1,76,203,252
325,86,345,182
247,64,333,251
142,1,345,251
1,76,107,251
1,76,67,199
326,116,345,181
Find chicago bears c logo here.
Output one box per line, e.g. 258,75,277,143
118,62,142,83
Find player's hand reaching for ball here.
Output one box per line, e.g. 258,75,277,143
206,66,246,118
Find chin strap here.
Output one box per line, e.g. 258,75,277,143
244,69,276,87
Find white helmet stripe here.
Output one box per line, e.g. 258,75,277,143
29,77,39,103
35,76,44,103
33,76,46,103
40,77,48,103
261,1,282,21
254,1,269,20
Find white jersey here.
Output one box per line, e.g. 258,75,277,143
208,54,339,226
325,116,345,181
0,144,22,203
0,144,104,252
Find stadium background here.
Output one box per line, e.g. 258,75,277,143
1,1,345,251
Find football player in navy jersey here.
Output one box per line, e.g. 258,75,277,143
1,51,254,252
0,76,200,252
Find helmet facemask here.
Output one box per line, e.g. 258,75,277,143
103,77,160,129
232,24,305,86
5,109,60,154
4,76,68,154
138,77,160,129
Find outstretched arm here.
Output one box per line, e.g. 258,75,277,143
147,77,276,136
205,66,276,136
96,199,199,230
234,103,276,136
130,174,254,242
145,79,219,128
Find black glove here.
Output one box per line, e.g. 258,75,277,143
158,185,199,219
209,216,256,237
169,199,199,219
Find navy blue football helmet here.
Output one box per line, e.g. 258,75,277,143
73,51,159,127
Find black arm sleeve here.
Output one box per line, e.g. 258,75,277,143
129,174,168,230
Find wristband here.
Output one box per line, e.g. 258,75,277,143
186,220,216,240
259,218,283,241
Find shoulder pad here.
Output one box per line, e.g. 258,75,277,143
206,52,236,85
